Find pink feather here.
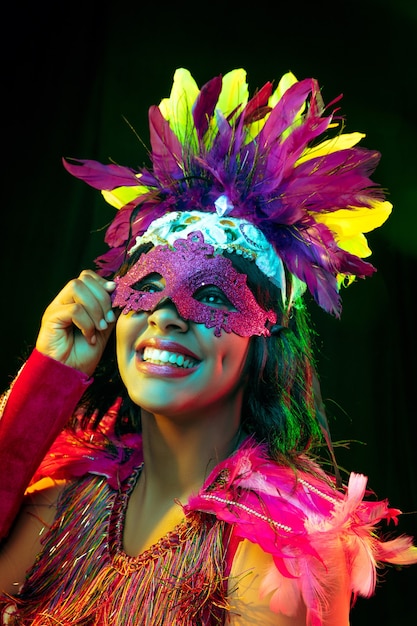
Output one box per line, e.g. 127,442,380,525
148,105,183,182
62,157,139,190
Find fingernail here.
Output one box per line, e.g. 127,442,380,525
91,334,97,345
99,319,108,330
105,281,116,290
106,310,116,323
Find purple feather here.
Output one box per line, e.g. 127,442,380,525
258,79,315,147
277,220,376,315
276,116,332,180
148,105,183,183
95,245,127,277
62,157,139,190
192,74,223,141
241,81,273,124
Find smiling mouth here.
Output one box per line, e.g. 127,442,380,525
142,346,199,369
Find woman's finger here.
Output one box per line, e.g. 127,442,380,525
76,270,117,325
60,272,116,333
35,271,117,374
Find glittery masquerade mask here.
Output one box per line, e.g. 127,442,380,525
112,231,277,337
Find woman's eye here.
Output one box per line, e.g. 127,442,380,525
130,275,164,293
194,285,235,310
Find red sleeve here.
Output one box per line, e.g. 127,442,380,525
0,349,92,540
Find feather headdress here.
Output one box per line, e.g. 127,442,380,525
63,68,392,316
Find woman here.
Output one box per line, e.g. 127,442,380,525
0,68,416,625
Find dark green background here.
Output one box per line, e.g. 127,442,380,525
2,1,416,623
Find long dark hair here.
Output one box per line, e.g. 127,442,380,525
227,254,322,465
73,244,324,466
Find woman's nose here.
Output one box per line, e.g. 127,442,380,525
147,298,189,333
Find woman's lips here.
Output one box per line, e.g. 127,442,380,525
135,359,198,378
135,338,201,377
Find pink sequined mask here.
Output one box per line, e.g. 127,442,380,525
112,231,277,337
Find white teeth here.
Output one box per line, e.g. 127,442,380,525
160,350,170,363
142,347,197,369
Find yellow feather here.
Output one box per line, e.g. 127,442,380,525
102,185,148,209
337,232,372,257
314,200,393,257
159,68,199,146
217,68,248,120
269,71,299,108
296,132,366,165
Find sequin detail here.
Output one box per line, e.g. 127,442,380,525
113,231,277,337
201,493,293,533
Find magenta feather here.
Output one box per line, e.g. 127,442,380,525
62,157,139,190
31,403,143,490
192,74,223,141
148,105,183,182
241,81,273,124
259,79,316,146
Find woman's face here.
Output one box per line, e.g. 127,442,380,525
115,275,250,420
114,233,276,421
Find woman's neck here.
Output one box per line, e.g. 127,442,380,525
123,409,245,557
138,406,244,501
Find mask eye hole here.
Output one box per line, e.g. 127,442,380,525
130,273,164,293
193,285,236,311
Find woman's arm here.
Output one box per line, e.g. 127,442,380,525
0,479,66,596
0,351,92,541
0,271,116,541
228,540,307,626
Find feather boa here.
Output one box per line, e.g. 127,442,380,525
185,442,417,625
32,420,417,626
30,400,143,490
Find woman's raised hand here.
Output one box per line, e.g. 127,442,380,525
35,270,117,376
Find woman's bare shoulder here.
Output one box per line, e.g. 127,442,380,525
227,538,350,626
227,539,307,626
